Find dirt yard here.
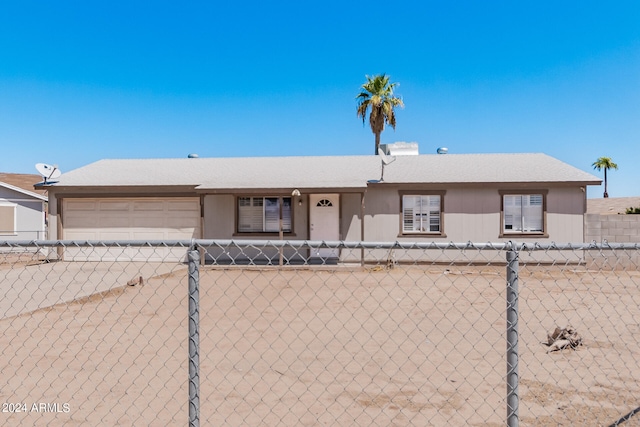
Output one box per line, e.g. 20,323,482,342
0,263,639,426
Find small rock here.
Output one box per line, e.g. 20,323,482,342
127,276,144,286
545,326,582,352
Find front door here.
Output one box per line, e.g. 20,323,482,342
309,194,339,258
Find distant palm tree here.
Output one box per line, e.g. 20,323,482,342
356,74,404,155
592,157,618,198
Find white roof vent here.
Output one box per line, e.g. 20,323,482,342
437,147,448,154
379,142,419,156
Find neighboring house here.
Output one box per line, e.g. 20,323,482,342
0,178,48,241
0,173,48,198
42,152,601,262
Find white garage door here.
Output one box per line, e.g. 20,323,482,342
63,197,201,261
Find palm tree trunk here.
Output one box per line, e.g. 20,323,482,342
603,168,609,198
375,132,381,155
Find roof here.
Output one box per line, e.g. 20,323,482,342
0,182,48,201
587,197,640,215
0,173,48,196
49,153,601,191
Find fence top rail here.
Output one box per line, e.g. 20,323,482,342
0,239,638,251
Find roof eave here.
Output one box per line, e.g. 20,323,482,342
195,186,368,194
47,184,200,196
0,182,48,201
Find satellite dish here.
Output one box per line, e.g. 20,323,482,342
35,163,62,185
378,147,396,165
437,147,448,154
377,147,396,181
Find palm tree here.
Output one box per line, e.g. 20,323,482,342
356,74,404,155
592,157,618,198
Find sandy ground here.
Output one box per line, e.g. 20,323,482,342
0,257,184,318
0,262,639,426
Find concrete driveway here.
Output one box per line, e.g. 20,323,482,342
0,260,187,318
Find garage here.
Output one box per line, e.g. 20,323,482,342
62,197,201,261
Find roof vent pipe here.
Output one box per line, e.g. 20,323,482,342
188,154,199,158
437,147,448,154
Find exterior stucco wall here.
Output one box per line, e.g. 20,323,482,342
202,193,310,262
545,187,586,243
44,184,589,264
46,193,58,240
203,194,309,240
359,185,585,244
203,195,235,239
15,201,45,240
339,193,363,262
340,193,362,240
360,186,399,242
352,185,587,263
0,187,46,241
439,188,501,242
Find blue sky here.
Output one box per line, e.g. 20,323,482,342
1,1,638,198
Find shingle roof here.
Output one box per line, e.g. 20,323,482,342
50,153,600,190
0,173,48,196
371,153,600,184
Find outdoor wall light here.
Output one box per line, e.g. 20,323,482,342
291,189,302,206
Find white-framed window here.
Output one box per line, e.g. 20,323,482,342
0,201,17,235
402,195,441,233
503,194,544,233
237,196,292,233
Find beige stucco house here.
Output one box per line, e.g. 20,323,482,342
41,152,601,262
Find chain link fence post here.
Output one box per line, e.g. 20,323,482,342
506,244,519,427
188,247,200,427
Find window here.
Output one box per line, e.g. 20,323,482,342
0,202,16,235
237,197,291,233
402,195,441,233
502,194,544,233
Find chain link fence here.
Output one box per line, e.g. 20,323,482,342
0,240,638,426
